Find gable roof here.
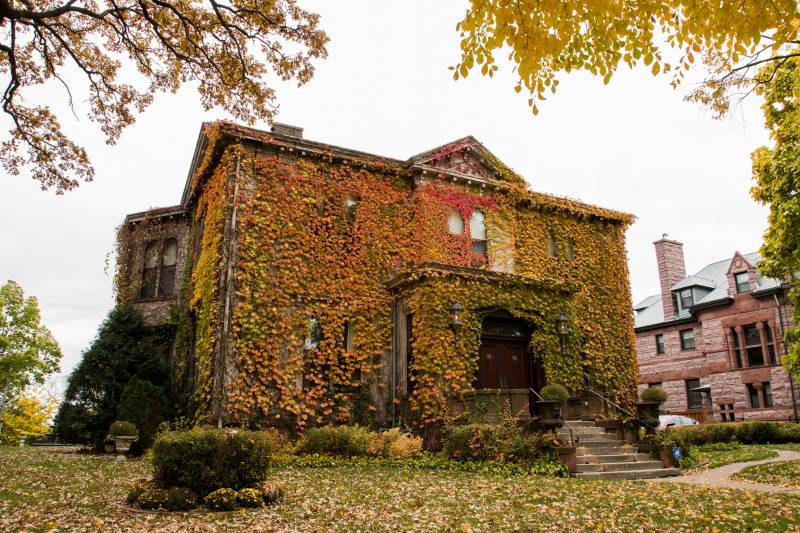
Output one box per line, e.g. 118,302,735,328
634,251,787,329
137,121,633,226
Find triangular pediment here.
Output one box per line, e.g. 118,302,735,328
408,136,519,183
727,251,754,274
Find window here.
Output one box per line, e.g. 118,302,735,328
158,238,178,297
546,233,557,257
140,241,159,298
406,314,415,393
743,324,764,366
680,329,695,350
565,238,575,260
764,322,777,365
344,195,359,223
763,382,774,408
344,321,356,351
679,288,693,309
470,210,487,263
731,327,743,368
685,378,703,409
720,403,735,422
447,210,464,234
747,383,760,408
735,272,750,293
305,316,321,350
655,334,665,354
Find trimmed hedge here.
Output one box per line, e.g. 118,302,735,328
668,421,800,446
296,425,372,457
151,428,274,497
540,384,569,402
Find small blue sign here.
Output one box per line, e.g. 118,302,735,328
672,446,683,461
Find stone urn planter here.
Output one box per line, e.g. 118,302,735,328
108,420,139,462
535,400,564,430
638,387,667,434
555,446,577,473
113,436,137,461
536,384,568,431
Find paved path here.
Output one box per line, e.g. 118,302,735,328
651,449,800,494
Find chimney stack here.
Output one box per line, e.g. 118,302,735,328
654,235,686,320
271,123,304,138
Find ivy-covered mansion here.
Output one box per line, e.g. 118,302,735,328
116,121,638,431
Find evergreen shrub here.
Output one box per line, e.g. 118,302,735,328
539,384,568,402
296,425,372,457
640,387,668,403
117,377,167,449
151,428,274,497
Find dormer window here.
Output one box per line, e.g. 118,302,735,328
734,272,750,293
679,288,693,309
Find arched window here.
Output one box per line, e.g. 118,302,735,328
447,210,464,234
470,210,487,261
140,241,159,298
158,238,178,297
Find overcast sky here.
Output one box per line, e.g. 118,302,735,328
0,2,772,394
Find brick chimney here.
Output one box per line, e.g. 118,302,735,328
271,123,304,138
654,235,686,320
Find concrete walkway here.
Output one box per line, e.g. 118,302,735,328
651,449,800,494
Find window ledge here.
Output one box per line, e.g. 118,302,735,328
136,295,178,303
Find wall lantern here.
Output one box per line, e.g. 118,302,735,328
450,302,464,343
556,314,570,346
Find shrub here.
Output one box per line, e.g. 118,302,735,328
443,424,548,462
109,420,138,437
126,479,155,505
365,428,423,459
138,487,169,510
236,488,264,508
296,425,372,457
668,421,800,446
117,377,167,450
257,482,285,505
151,428,274,497
163,487,197,512
204,488,238,511
640,387,668,403
387,433,423,459
539,384,568,402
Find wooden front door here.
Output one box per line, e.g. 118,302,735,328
477,340,530,389
475,313,539,390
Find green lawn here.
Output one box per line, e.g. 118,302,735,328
2,447,800,532
734,460,800,488
690,443,800,470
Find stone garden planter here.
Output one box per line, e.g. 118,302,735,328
535,400,564,430
555,446,577,473
113,436,137,461
636,401,661,433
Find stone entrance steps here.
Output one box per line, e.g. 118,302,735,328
558,421,680,480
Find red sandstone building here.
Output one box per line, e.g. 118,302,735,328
634,237,799,422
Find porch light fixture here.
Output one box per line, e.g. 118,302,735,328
450,302,464,343
557,314,569,347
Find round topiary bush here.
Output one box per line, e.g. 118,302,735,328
641,387,668,403
204,488,238,511
237,488,264,508
257,482,285,505
137,487,169,510
540,384,569,402
109,420,138,437
164,487,197,512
